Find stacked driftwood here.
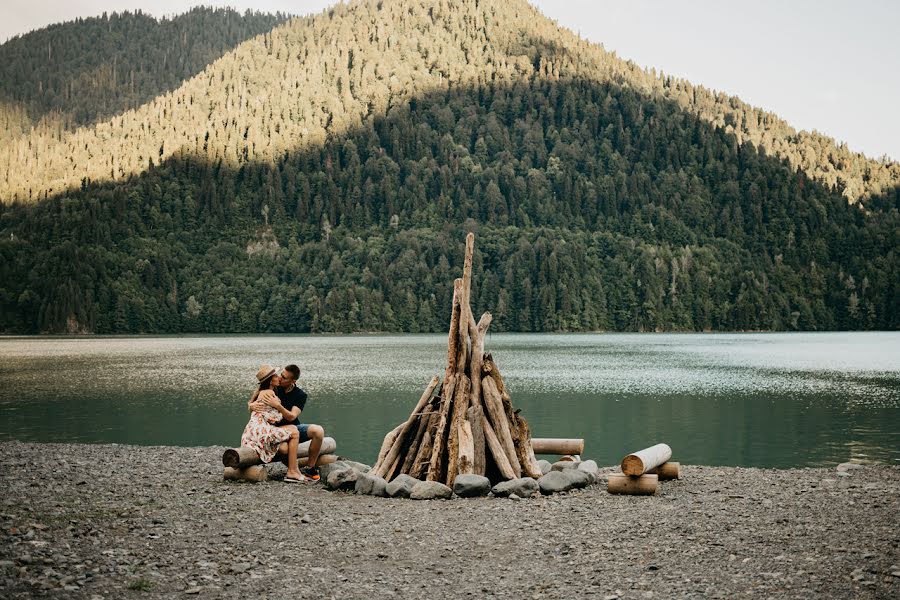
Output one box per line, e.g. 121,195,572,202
608,442,683,495
371,233,542,485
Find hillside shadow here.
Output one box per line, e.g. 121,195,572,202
0,8,288,135
1,72,897,333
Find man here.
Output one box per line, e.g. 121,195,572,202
250,364,325,481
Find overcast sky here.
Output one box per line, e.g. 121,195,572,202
3,0,898,161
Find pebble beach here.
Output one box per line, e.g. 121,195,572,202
1,442,898,599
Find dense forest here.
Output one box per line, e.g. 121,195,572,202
0,0,898,334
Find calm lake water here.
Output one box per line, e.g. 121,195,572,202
0,333,898,468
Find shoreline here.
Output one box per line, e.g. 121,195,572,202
2,442,898,599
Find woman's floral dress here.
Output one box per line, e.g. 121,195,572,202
241,405,292,463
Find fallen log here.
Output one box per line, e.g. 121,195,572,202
401,404,434,475
466,404,486,476
482,413,516,480
621,443,673,476
426,373,456,481
531,438,585,456
607,473,658,495
445,375,471,486
648,461,682,481
374,376,440,479
513,414,543,479
222,437,337,469
457,420,475,476
409,414,437,480
482,377,521,477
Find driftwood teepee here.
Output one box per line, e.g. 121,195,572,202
371,233,542,485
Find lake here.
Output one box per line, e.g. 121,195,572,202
0,332,898,468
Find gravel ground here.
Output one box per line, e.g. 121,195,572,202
1,442,898,599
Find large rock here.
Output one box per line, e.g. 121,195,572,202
318,461,350,481
453,474,491,498
537,460,553,475
344,460,372,474
409,480,453,500
354,473,388,497
577,460,599,483
563,469,593,489
385,474,419,498
836,462,863,473
551,460,580,472
326,466,359,491
492,477,540,498
538,469,591,494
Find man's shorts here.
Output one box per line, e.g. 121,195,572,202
288,423,311,443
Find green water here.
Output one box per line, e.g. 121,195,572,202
0,333,898,468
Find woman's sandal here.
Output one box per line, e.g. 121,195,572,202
284,474,308,483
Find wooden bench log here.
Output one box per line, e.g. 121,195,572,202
607,473,658,495
531,438,585,456
649,461,682,480
621,443,672,476
223,437,337,469
227,454,340,483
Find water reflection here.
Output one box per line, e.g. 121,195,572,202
0,333,897,468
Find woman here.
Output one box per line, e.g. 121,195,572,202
241,365,306,483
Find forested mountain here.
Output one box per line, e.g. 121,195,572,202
0,0,897,334
0,7,287,144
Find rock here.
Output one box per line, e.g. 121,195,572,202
539,471,575,495
562,469,593,489
509,494,521,501
539,469,592,494
409,480,453,500
385,474,419,499
452,474,491,498
354,473,388,497
318,461,350,481
344,460,372,473
552,460,580,472
325,467,359,491
836,462,863,472
492,477,540,498
537,460,552,475
577,460,599,476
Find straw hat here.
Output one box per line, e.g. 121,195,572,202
255,364,279,383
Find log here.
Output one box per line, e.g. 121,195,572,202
513,414,543,479
426,374,457,481
457,420,475,476
481,377,521,477
649,461,682,481
280,454,340,469
607,473,658,495
468,312,492,414
374,424,403,470
223,465,268,482
445,375,471,486
482,413,516,480
621,443,673,477
466,404,486,476
374,376,440,479
456,234,475,374
531,438,585,456
223,437,337,469
410,412,438,479
446,279,462,373
401,405,434,475
481,354,505,396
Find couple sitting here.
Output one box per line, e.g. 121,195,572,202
241,364,325,483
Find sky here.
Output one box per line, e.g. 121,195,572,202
2,0,898,161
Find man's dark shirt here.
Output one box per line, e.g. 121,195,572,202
275,386,308,426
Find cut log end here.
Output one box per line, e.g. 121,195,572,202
649,461,682,480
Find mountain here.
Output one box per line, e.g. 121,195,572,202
0,7,288,146
0,0,897,334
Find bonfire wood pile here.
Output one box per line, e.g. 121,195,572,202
372,233,542,485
